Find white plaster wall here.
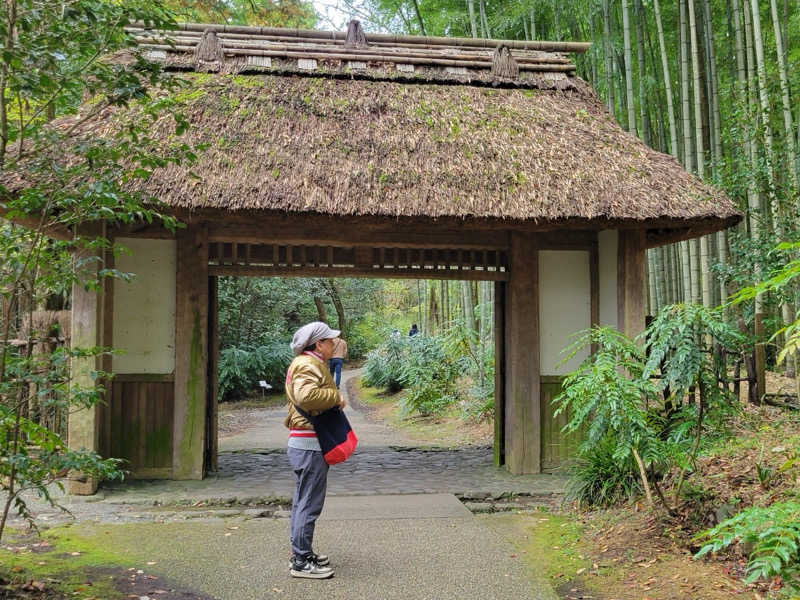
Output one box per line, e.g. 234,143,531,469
539,250,591,375
598,230,619,329
112,238,176,373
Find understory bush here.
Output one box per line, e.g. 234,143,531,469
218,340,293,401
363,333,405,392
362,331,467,416
695,502,800,589
399,335,460,415
564,434,642,507
555,304,745,512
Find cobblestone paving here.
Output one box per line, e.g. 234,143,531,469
213,445,566,497
5,368,566,526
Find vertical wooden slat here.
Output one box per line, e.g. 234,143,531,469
327,246,333,267
232,242,238,264
273,244,280,266
245,243,251,266
137,383,147,470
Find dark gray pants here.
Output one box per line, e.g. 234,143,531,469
288,447,329,557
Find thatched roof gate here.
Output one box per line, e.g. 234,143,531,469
4,21,741,488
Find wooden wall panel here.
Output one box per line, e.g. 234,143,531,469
108,379,174,476
540,377,583,472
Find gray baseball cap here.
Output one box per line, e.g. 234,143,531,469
290,321,341,355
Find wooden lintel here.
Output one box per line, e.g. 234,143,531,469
207,225,508,250
209,264,508,281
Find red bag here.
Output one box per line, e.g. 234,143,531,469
293,404,358,465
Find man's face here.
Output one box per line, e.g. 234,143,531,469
316,338,335,361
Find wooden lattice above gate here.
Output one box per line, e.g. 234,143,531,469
208,241,509,280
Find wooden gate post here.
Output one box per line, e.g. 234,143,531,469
617,230,646,338
504,232,540,474
173,225,209,479
68,223,105,495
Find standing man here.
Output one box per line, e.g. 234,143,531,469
328,336,348,388
285,322,345,579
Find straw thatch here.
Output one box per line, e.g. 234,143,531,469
1,22,739,231
19,71,734,227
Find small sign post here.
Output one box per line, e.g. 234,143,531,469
259,380,272,399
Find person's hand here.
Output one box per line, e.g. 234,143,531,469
338,393,347,409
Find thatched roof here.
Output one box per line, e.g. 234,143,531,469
3,22,740,234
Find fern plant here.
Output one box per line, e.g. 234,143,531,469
695,502,800,588
555,326,663,507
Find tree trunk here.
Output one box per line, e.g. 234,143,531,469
411,0,427,35
634,0,650,144
687,0,712,312
770,0,798,187
653,0,678,158
621,0,636,135
313,296,327,323
323,279,347,335
602,0,614,114
479,0,490,37
680,0,694,171
467,0,478,38
552,0,560,40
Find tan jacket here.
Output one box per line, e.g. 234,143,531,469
283,353,341,430
331,338,348,359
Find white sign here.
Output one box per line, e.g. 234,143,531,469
259,381,272,389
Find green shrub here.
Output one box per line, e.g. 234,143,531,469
399,335,460,415
362,333,405,392
218,341,293,401
695,502,800,588
565,434,643,507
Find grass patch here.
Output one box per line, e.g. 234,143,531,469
1,526,136,599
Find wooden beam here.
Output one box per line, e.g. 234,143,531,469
504,232,540,474
173,224,209,480
209,264,508,281
617,230,646,338
207,223,509,250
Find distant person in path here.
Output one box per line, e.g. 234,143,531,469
408,323,419,336
328,336,347,388
285,322,345,580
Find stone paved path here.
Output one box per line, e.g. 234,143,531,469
5,368,565,524
93,368,565,506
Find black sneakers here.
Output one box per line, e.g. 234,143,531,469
289,554,334,579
